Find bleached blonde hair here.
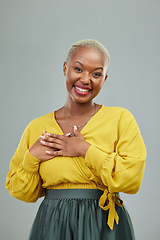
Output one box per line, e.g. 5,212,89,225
66,39,110,72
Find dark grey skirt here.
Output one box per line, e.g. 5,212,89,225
28,189,135,240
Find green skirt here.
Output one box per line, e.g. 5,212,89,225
29,189,135,240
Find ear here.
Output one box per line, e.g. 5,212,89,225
102,74,108,86
105,74,108,81
63,62,67,76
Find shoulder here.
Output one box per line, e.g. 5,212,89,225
28,112,53,128
101,106,138,128
19,112,54,146
23,112,54,135
102,105,134,119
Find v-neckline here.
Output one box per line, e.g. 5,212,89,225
52,105,104,135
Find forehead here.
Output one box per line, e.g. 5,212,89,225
69,46,107,67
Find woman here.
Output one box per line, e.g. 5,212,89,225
6,39,146,240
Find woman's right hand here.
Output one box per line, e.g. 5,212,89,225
29,131,58,162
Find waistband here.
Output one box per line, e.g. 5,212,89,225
45,189,103,200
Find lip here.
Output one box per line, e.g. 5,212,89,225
74,85,92,90
73,85,92,95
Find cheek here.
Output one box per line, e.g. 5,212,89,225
93,79,105,90
65,71,78,86
65,73,75,90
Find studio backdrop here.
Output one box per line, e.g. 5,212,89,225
0,0,159,239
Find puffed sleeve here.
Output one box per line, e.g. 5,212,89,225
6,124,45,202
84,109,146,229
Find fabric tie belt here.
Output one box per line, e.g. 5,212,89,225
45,188,123,230
99,188,123,230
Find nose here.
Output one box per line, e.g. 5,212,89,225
80,71,90,84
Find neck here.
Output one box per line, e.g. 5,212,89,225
65,97,95,116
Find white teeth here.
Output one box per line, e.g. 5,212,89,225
75,86,90,92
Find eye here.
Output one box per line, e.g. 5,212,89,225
74,67,82,72
92,72,101,77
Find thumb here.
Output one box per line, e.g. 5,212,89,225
73,125,79,136
43,130,46,137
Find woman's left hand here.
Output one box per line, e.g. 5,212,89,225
40,126,91,158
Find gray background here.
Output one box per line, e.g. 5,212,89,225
0,0,159,239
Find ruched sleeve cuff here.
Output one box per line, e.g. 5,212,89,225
22,150,41,174
84,145,107,173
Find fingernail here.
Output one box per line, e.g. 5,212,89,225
43,130,45,135
40,135,45,139
74,125,77,130
40,140,45,144
66,133,71,136
46,133,51,136
46,150,51,154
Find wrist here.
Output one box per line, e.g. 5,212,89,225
80,141,91,158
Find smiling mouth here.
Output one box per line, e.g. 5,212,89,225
74,86,91,92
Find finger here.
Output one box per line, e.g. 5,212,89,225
73,125,79,137
46,150,62,157
40,135,63,144
65,133,72,137
40,140,62,149
43,130,46,136
45,133,65,140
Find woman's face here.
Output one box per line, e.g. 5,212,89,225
63,46,108,104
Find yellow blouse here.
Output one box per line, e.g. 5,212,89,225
6,106,146,230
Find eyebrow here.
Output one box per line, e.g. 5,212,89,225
74,61,103,70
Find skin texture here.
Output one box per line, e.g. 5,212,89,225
29,46,109,161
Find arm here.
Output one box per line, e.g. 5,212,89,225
6,125,45,202
84,109,146,229
84,109,146,194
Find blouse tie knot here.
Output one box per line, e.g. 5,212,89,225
99,189,123,230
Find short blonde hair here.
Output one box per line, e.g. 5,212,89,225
66,39,110,72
